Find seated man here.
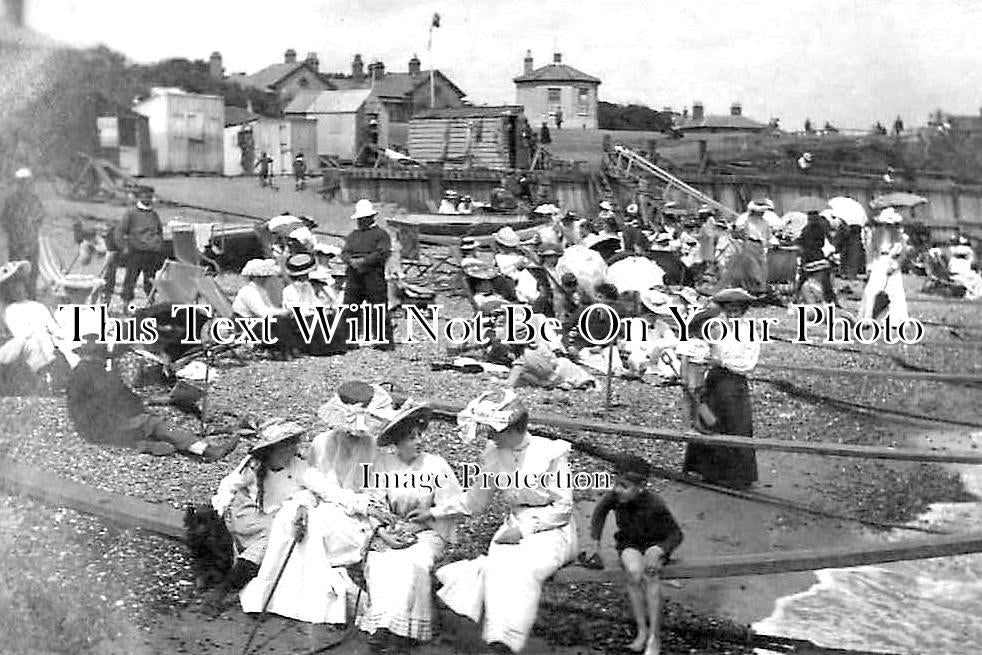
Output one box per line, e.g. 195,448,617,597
67,336,238,460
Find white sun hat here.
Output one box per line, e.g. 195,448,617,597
351,199,379,220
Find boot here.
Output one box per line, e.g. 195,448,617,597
203,559,259,615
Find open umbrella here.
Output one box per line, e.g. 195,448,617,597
870,192,928,209
533,204,560,215
606,256,666,293
828,197,868,226
556,245,608,293
779,211,808,240
268,214,304,235
789,196,829,214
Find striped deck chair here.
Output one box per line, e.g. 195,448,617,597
171,225,220,274
37,235,104,302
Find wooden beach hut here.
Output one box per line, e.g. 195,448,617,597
284,89,389,162
134,88,225,174
251,117,318,175
408,105,529,170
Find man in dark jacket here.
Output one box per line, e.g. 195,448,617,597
341,199,393,348
118,187,164,310
66,338,237,460
0,168,44,298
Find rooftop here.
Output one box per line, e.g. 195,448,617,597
412,105,524,119
228,61,328,92
284,89,374,114
514,53,600,85
326,70,464,100
676,114,768,131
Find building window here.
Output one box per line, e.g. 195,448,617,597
577,87,590,116
547,87,562,113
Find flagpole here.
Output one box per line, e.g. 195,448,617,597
429,26,435,109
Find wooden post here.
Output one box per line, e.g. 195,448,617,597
604,345,614,409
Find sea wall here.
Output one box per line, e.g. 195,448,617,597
338,168,982,237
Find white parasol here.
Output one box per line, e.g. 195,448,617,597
606,256,666,293
555,244,607,292
828,197,868,227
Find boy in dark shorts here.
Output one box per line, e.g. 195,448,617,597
586,455,683,655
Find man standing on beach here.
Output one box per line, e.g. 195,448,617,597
1,168,44,298
292,153,307,191
341,199,393,349
118,187,164,311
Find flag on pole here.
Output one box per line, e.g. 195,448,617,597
432,12,441,28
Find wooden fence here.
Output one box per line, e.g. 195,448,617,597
339,168,982,239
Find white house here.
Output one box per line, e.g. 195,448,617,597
514,51,601,130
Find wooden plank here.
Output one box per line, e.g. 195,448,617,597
554,530,982,582
757,363,982,384
0,459,185,539
427,402,982,464
3,458,982,582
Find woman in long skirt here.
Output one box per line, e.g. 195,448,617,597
858,210,908,323
409,390,577,653
239,381,400,623
678,289,760,489
359,404,465,649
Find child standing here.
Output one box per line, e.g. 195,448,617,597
586,455,683,655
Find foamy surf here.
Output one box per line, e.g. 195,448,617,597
753,464,982,655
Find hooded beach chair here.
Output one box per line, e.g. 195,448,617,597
37,235,105,303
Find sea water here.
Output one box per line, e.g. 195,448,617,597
753,465,982,655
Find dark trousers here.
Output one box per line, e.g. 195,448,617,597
343,267,392,344
9,244,38,299
102,251,120,301
121,250,163,304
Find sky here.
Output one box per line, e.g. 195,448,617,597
23,0,982,130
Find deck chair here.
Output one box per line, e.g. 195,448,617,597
37,235,104,302
171,225,220,274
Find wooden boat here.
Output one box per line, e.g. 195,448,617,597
388,212,551,237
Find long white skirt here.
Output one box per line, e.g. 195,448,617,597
239,498,371,624
858,256,909,323
358,530,445,641
436,520,577,653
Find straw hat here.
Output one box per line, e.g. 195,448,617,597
747,199,773,213
0,260,31,286
625,203,639,215
286,253,315,277
463,261,499,280
494,226,521,248
316,380,399,437
240,258,280,278
13,168,32,180
599,200,613,211
875,207,903,225
249,420,306,454
711,288,756,305
377,403,432,447
351,199,379,220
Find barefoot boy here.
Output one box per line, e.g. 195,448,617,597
587,455,683,655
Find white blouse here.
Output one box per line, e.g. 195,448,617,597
430,434,574,537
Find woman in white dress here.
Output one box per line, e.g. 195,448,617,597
858,209,909,323
239,381,399,624
410,389,578,653
359,404,464,649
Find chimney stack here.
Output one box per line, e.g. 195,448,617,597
553,52,562,64
375,60,385,77
305,52,319,72
524,50,533,76
692,101,704,121
209,51,223,80
352,54,364,81
730,102,742,116
408,54,421,76
284,49,297,64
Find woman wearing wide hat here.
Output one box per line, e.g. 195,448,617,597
239,381,401,624
411,389,577,653
205,420,307,611
677,288,760,489
359,403,465,649
281,252,349,356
